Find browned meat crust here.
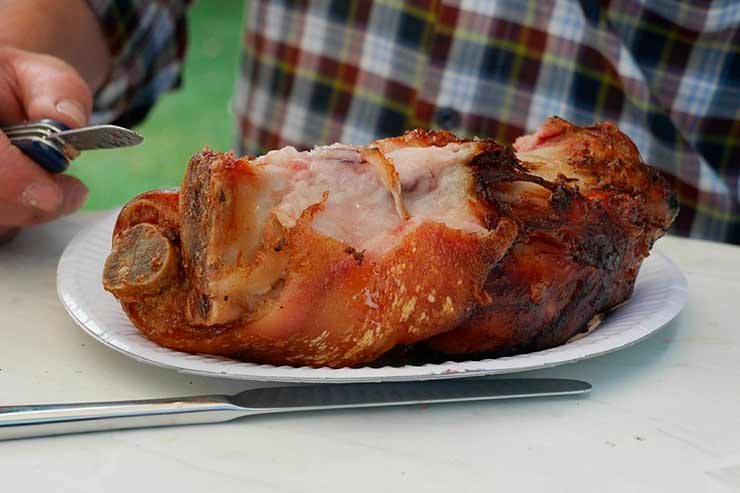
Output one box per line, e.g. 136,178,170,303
103,117,676,367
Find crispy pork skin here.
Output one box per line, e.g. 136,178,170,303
424,118,677,356
103,118,676,367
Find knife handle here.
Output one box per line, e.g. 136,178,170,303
12,137,70,173
1,119,72,173
0,395,245,441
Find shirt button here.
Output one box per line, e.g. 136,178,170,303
435,107,461,130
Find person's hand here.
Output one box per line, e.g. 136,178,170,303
0,45,92,243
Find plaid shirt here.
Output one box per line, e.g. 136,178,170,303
86,0,740,244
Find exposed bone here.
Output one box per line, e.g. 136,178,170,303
180,151,291,326
103,223,179,301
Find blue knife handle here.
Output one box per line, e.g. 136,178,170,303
12,138,70,173
5,119,71,173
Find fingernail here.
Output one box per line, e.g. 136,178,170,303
22,183,62,212
55,99,87,127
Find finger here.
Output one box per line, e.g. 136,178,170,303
53,173,89,215
0,174,87,227
0,46,92,128
0,47,91,231
0,131,64,212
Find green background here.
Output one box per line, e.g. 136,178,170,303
69,0,245,210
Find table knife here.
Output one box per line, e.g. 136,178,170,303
0,378,590,441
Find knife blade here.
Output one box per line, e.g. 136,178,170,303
52,124,143,151
0,378,590,441
232,378,590,410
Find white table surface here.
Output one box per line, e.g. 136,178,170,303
1,212,739,492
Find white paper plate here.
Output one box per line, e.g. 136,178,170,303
57,213,688,383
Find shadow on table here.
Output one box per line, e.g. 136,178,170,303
518,314,682,394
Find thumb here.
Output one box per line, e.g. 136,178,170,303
0,46,92,128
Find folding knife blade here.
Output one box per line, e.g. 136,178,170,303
54,125,143,151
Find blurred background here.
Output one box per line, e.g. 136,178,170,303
69,0,244,210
